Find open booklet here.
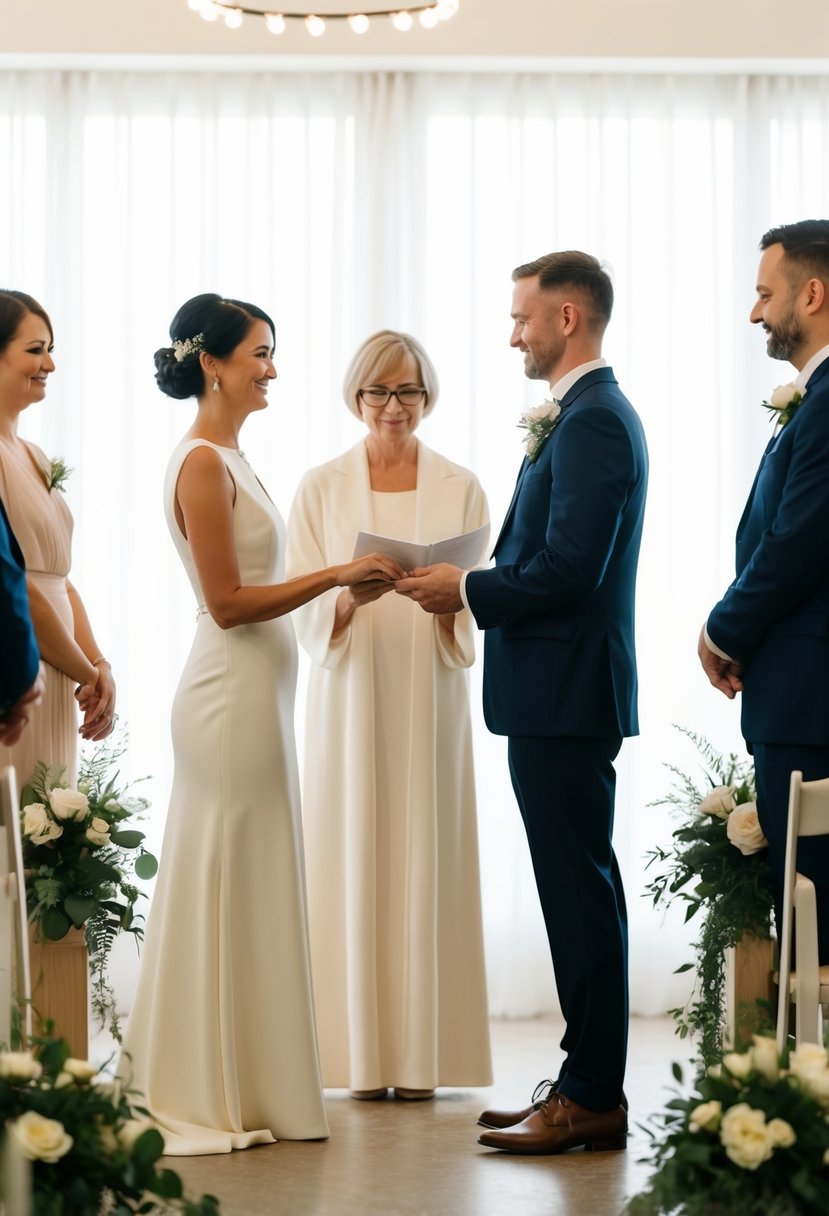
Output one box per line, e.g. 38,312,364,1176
352,523,489,571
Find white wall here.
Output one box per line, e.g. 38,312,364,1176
1,0,828,60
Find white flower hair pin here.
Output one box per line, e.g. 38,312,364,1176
518,398,562,462
762,382,803,429
172,333,205,362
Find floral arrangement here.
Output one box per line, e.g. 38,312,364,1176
517,398,562,462
20,736,158,1041
644,728,774,1068
0,1036,219,1215
172,333,204,362
45,456,72,494
762,382,803,429
628,1037,829,1216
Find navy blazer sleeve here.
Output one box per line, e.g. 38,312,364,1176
0,498,39,712
466,402,639,628
707,385,829,663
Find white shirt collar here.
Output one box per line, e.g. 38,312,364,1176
796,343,829,391
550,357,608,403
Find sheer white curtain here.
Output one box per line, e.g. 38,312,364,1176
3,66,829,1017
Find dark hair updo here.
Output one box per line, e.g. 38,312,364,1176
154,293,276,400
0,290,54,356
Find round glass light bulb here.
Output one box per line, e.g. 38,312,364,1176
348,13,370,33
224,8,244,28
199,1,220,21
435,0,459,18
187,0,203,11
265,12,286,33
419,6,439,27
305,14,326,35
391,10,413,31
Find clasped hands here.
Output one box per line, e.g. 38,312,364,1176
349,562,464,615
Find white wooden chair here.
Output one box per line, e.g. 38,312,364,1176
775,770,829,1052
0,765,32,1047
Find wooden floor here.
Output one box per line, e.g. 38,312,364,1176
151,1017,694,1216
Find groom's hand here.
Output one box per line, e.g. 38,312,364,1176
698,626,743,698
396,564,464,614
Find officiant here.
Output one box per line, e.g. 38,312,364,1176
286,329,493,1101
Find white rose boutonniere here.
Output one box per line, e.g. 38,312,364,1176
762,382,802,429
518,398,562,462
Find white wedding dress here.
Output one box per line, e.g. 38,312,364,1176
120,440,328,1155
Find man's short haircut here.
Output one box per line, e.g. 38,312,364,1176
761,219,829,287
512,251,614,330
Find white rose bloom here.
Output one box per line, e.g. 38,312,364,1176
9,1111,73,1162
770,382,799,408
21,802,63,844
767,1118,796,1148
104,799,121,811
85,818,111,846
791,1062,829,1111
697,785,737,819
726,803,768,856
719,1103,774,1170
723,1051,754,1081
118,1116,155,1151
689,1099,722,1132
63,1058,98,1084
789,1043,829,1075
0,1051,43,1081
49,787,89,822
750,1035,780,1083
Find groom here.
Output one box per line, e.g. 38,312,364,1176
397,251,648,1154
700,219,829,963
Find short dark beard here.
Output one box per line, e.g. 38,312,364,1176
766,309,805,362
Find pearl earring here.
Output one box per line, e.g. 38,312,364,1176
213,377,220,393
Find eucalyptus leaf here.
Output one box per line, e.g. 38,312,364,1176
134,852,159,879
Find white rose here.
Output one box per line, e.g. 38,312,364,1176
0,1051,42,1081
698,785,737,819
790,1060,829,1111
77,779,92,794
8,1110,73,1162
62,1058,98,1084
104,799,122,811
720,1103,774,1170
689,1099,722,1132
118,1116,155,1151
85,817,111,846
723,1051,754,1081
770,382,800,408
726,803,768,856
49,787,89,822
789,1043,829,1076
21,802,63,845
751,1035,780,1083
767,1117,796,1148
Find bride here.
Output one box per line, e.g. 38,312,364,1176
120,293,403,1154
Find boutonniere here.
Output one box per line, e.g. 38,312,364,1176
45,455,72,493
518,398,562,462
762,382,803,429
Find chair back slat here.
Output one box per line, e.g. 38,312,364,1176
0,766,32,1045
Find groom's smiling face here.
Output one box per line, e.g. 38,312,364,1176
510,276,567,384
751,243,807,366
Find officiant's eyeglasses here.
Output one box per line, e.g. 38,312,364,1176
358,386,427,408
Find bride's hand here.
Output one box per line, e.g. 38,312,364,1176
335,552,406,587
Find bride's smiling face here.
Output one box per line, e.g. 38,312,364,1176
210,319,276,412
0,311,55,415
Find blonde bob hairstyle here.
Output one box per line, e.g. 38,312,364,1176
343,329,439,420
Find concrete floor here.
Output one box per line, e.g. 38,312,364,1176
163,1016,695,1216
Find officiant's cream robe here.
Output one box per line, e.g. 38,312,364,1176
287,440,493,1090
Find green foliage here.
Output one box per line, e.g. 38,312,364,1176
644,727,775,1068
0,1031,220,1215
627,1042,829,1216
20,734,159,1042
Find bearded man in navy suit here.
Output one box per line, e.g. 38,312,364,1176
700,219,829,966
397,251,648,1154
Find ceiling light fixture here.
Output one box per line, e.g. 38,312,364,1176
187,0,460,35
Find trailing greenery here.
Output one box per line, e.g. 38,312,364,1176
20,734,159,1042
644,728,775,1068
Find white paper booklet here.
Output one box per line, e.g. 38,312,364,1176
352,523,489,570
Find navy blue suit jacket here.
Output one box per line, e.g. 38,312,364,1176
0,496,39,713
708,357,829,746
466,367,648,738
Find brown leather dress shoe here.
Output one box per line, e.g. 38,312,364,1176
479,1081,628,1129
477,1092,627,1155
